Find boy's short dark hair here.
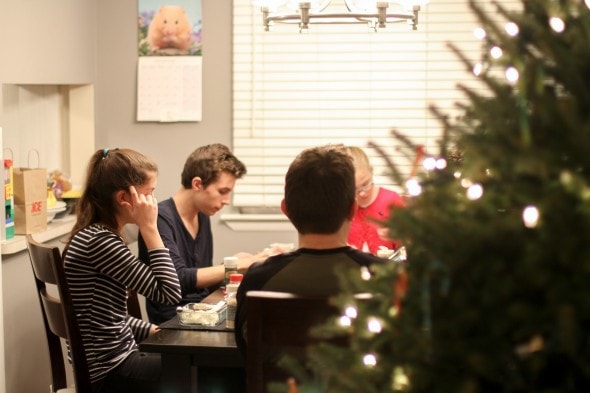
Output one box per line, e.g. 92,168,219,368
181,144,247,188
284,145,355,234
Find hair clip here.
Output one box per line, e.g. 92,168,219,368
102,148,109,159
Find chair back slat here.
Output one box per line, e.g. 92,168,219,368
28,240,61,285
40,289,68,339
127,289,143,319
245,290,344,393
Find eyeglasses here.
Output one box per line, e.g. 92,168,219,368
356,181,374,196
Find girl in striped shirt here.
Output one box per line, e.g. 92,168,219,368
63,148,181,393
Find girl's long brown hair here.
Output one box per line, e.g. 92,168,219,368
68,148,158,241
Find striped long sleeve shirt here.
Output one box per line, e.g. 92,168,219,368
63,224,181,383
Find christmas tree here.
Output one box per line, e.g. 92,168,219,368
285,0,590,392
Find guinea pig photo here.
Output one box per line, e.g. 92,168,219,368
147,5,193,54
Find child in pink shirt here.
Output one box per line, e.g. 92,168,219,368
344,146,405,254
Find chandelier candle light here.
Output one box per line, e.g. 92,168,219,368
252,0,430,32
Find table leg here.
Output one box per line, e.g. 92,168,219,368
160,353,197,393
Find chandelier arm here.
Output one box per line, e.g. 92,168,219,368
265,13,417,24
259,1,423,32
377,2,387,28
411,5,421,30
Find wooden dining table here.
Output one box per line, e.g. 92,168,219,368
139,289,245,393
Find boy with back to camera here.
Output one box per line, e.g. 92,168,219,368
234,145,384,354
138,143,273,325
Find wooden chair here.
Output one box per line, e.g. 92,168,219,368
26,235,92,393
122,223,144,320
245,290,345,393
126,289,143,319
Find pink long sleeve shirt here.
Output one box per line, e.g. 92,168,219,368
347,187,405,255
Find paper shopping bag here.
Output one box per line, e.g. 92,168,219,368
13,167,47,234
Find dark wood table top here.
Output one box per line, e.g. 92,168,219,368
139,288,244,368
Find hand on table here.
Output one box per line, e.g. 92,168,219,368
236,250,270,272
149,324,160,336
235,243,293,272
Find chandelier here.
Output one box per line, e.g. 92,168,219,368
252,0,430,33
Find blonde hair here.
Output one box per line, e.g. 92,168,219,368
343,146,373,174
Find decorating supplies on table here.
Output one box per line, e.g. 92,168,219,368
176,301,227,327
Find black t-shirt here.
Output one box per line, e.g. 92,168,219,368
234,246,383,354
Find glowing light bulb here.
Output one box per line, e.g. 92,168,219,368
367,317,382,333
586,0,590,10
490,46,503,59
393,367,410,390
406,178,422,196
388,305,399,318
505,22,519,36
473,27,486,39
466,183,483,200
473,62,483,76
423,157,436,170
560,170,572,185
549,17,565,33
435,158,447,169
506,67,519,84
345,306,358,319
339,315,352,327
460,178,472,188
454,171,462,179
523,205,540,228
363,353,377,367
360,266,371,281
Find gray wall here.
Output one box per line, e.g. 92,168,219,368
95,0,296,262
0,0,296,262
0,1,296,391
0,2,97,392
0,0,97,84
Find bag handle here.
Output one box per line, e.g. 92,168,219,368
4,148,14,163
27,149,40,168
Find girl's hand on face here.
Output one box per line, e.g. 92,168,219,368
124,185,158,230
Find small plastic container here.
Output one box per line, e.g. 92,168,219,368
225,273,243,329
176,301,226,326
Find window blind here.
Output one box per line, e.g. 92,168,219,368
232,0,519,209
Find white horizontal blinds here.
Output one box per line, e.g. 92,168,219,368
232,0,519,208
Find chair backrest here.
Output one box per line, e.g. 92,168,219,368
122,224,143,320
26,235,92,393
126,289,143,320
245,290,345,393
